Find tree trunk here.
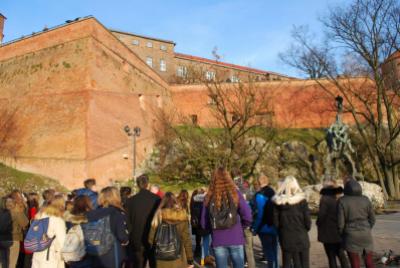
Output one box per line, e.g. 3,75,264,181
382,164,397,200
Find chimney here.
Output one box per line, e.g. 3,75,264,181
0,13,6,44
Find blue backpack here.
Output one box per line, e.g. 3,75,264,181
24,218,55,253
81,216,115,256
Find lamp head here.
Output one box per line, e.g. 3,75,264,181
134,126,141,137
124,125,131,134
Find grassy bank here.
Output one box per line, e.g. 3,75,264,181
0,163,66,196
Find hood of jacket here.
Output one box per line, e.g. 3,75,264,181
193,193,206,203
64,211,88,224
343,179,362,196
259,185,275,199
272,192,306,206
161,208,188,223
320,186,343,196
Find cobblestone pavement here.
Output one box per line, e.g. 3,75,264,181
194,212,400,268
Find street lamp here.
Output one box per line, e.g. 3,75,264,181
123,125,141,191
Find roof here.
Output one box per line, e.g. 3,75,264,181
109,29,176,45
0,13,6,19
174,52,291,78
386,51,400,62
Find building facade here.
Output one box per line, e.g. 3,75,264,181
110,29,291,84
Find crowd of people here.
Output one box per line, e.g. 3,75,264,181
0,168,376,268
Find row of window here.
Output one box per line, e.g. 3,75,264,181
144,59,242,82
146,57,167,72
176,66,239,82
132,39,167,51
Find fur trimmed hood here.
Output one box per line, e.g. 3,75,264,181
272,192,306,206
161,208,188,223
320,186,343,196
64,211,88,224
193,193,206,202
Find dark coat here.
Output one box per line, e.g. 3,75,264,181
273,193,311,252
337,179,375,253
86,206,129,268
126,189,160,250
190,193,209,236
316,187,343,244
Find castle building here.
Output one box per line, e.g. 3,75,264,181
110,29,291,84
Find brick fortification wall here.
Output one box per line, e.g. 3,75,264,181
0,18,169,188
170,78,369,129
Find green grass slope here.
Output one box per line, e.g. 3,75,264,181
0,163,67,197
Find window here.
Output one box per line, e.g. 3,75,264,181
208,94,217,105
146,57,153,67
191,114,198,125
160,59,167,72
232,114,240,122
230,75,240,83
160,44,167,51
146,41,153,48
205,71,215,81
157,95,163,108
177,66,188,77
139,94,145,110
132,39,139,46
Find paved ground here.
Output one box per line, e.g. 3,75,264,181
194,212,400,268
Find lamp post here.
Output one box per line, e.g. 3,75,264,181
124,125,141,192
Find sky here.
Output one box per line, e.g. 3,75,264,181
0,0,348,77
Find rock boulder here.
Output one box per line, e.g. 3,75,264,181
303,181,385,212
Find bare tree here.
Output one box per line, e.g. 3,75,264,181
279,26,336,79
151,72,275,182
281,0,400,199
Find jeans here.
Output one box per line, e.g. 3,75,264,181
347,251,375,268
213,245,244,268
244,228,256,268
202,234,211,257
323,243,350,268
282,249,309,268
259,233,278,268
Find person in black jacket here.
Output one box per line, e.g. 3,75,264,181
316,180,349,268
126,174,160,268
273,176,311,268
85,186,129,268
338,178,375,268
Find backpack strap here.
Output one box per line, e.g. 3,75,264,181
114,240,119,268
46,247,50,261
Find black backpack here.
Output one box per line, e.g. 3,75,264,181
209,195,238,230
154,223,181,261
190,201,202,229
257,186,275,227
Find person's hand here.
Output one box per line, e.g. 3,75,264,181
187,265,194,268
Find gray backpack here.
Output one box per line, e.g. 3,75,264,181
61,224,86,262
